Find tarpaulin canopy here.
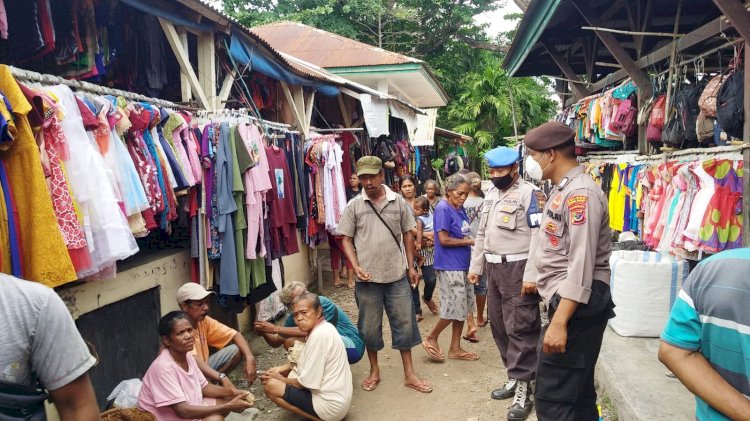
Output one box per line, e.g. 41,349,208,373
230,34,340,97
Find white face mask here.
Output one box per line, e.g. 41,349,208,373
525,153,545,181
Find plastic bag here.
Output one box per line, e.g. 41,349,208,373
107,379,142,408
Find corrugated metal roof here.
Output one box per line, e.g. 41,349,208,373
251,21,422,68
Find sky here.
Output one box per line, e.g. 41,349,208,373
474,1,523,38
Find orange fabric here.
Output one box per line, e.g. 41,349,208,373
191,316,237,362
0,65,76,285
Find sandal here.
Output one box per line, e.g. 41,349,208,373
462,333,479,343
421,339,445,362
416,313,424,322
361,377,381,391
405,379,433,393
423,298,438,315
448,351,480,361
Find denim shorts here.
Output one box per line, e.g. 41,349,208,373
355,277,422,351
207,344,239,371
474,273,488,295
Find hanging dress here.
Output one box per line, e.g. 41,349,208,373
696,159,743,253
45,84,138,278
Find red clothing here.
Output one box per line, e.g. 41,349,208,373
339,132,355,183
265,146,299,255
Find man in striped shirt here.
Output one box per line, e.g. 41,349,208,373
659,248,750,421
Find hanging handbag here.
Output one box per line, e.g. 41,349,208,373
661,109,684,148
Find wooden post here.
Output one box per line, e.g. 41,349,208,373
158,18,211,110
177,28,192,103
541,41,591,98
664,1,682,123
305,90,316,135
337,93,352,127
280,81,307,137
714,0,750,246
218,71,236,109
198,31,217,110
573,0,653,98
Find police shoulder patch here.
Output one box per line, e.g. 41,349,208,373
533,190,547,208
567,195,587,225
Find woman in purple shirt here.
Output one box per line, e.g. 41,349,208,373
421,174,479,362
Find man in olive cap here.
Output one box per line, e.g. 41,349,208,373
468,146,545,420
338,156,432,394
523,122,614,421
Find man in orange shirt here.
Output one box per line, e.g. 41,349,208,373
177,283,257,386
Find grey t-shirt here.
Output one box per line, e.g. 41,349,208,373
0,274,96,390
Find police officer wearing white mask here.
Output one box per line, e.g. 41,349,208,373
523,122,615,421
468,146,545,421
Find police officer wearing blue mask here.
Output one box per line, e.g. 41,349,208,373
468,146,545,421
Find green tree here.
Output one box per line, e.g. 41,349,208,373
446,56,556,158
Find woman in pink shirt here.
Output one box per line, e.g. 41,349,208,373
138,311,253,420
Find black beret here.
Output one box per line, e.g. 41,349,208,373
524,122,576,151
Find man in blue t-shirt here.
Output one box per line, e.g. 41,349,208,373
254,281,365,364
659,248,750,421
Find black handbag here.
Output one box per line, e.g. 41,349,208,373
0,380,48,421
661,109,684,148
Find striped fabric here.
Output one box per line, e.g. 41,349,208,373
661,248,750,420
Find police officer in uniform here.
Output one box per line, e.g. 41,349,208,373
468,146,545,421
523,122,615,421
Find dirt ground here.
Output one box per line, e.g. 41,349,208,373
234,280,614,420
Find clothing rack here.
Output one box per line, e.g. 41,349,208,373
8,66,195,110
581,144,750,163
310,127,364,133
652,38,744,79
195,108,300,133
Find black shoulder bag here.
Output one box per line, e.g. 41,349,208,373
0,379,48,421
366,201,403,252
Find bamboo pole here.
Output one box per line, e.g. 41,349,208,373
664,0,683,115
581,26,684,38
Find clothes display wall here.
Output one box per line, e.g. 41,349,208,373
0,64,206,287
585,156,744,260
193,111,309,306
0,1,188,99
555,81,638,152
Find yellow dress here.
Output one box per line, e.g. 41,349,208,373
0,65,77,286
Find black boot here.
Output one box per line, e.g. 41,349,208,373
491,378,517,400
506,380,533,421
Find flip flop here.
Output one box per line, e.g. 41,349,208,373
361,377,381,391
405,380,433,393
448,351,480,361
478,319,489,327
334,283,346,288
462,333,479,343
421,339,445,362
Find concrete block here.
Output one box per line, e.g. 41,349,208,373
596,327,695,421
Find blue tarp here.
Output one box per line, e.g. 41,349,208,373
119,0,215,32
230,34,340,97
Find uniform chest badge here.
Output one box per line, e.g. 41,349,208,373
550,194,562,210
502,215,511,223
549,235,559,247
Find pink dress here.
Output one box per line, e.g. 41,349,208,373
138,349,211,421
